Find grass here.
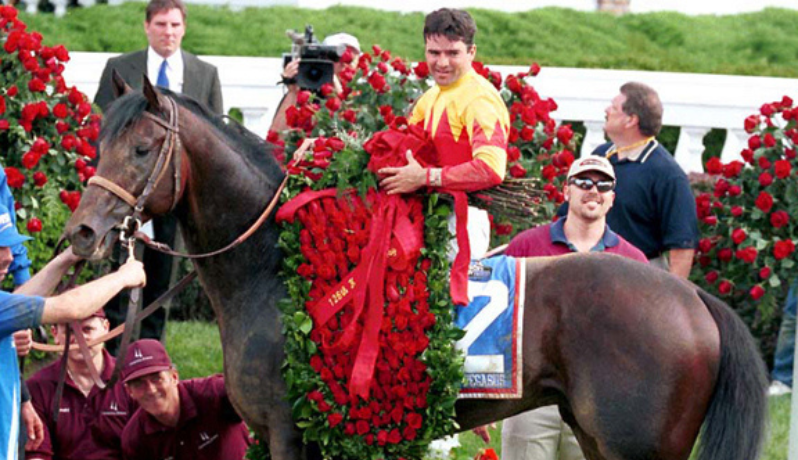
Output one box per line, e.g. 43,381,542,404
165,321,791,460
15,4,798,78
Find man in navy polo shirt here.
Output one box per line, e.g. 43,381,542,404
0,203,145,460
120,339,250,460
498,156,647,460
26,309,136,460
591,82,698,278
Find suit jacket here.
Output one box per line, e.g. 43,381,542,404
94,49,223,114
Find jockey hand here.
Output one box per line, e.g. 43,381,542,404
472,423,497,444
378,151,426,195
13,329,32,357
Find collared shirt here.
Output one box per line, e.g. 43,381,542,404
505,218,648,263
594,140,699,258
0,291,44,460
146,47,184,94
26,349,136,460
121,375,250,460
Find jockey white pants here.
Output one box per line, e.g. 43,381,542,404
447,206,491,262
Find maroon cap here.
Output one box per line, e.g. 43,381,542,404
122,339,173,383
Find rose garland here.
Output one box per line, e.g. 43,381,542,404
275,132,463,460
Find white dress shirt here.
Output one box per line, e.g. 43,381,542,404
146,47,184,94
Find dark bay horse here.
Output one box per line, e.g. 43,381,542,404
65,77,768,460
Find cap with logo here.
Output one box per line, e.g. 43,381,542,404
122,339,173,383
0,203,31,248
566,156,616,181
322,33,361,54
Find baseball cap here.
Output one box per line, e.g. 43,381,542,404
0,204,31,248
566,156,616,181
322,33,361,54
122,339,173,383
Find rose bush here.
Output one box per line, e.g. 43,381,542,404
257,46,576,460
1,5,100,270
691,95,797,353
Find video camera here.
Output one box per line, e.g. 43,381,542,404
284,25,345,92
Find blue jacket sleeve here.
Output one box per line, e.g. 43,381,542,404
0,170,32,285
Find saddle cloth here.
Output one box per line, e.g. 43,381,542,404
455,255,525,399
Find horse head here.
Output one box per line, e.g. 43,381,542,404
66,72,187,260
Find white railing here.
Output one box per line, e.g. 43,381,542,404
64,52,798,174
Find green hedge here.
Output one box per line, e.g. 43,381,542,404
20,4,798,78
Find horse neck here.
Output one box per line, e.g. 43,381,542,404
173,109,285,323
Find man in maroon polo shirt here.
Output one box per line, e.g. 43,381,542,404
26,310,136,460
120,339,251,460
497,155,647,460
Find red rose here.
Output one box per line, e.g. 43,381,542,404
764,133,777,148
325,137,345,152
26,217,42,233
770,210,789,228
27,78,46,92
759,267,771,279
698,238,713,253
722,161,743,178
0,119,8,131
509,163,527,178
731,206,743,217
507,145,521,162
320,83,335,97
327,413,344,427
748,135,761,150
413,62,429,79
761,103,776,116
356,420,370,435
744,115,760,133
727,185,741,197
324,97,341,113
6,85,17,97
731,228,747,245
758,156,771,170
773,239,795,260
556,125,574,145
21,151,40,169
475,448,500,460
704,271,719,284
755,192,773,213
53,103,68,119
774,160,791,179
367,72,387,93
705,157,722,175
741,148,754,163
758,172,773,187
735,247,758,264
718,280,733,295
296,90,311,106
749,285,765,300
32,171,47,187
341,109,357,123
0,96,5,116
387,428,402,444
717,248,733,262
529,62,541,76
703,215,718,226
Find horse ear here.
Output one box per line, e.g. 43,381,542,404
141,75,163,112
111,69,132,98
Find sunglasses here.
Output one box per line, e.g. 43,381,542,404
568,177,615,193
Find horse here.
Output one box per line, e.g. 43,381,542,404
65,76,768,460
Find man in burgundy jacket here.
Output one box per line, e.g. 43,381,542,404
120,339,250,460
26,310,136,460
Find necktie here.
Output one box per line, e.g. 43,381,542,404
156,59,170,89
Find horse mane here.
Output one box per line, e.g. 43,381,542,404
99,89,285,181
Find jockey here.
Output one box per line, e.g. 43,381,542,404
378,8,510,261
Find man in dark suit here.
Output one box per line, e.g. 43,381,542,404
94,0,223,354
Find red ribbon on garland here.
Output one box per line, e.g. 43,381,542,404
277,189,423,400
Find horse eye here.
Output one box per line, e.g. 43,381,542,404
135,146,150,156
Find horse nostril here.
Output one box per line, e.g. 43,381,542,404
71,225,97,252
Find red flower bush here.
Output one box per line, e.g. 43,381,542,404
1,5,99,268
692,95,797,310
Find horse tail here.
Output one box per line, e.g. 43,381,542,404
696,288,769,460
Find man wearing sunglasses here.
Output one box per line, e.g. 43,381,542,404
496,156,647,460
